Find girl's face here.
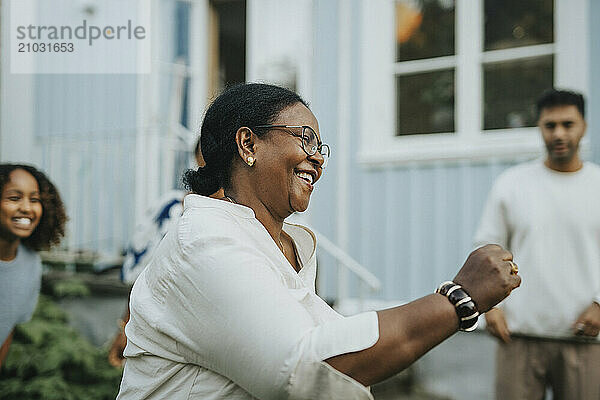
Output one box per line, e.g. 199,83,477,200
0,169,43,242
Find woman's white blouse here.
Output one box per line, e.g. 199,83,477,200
117,194,379,400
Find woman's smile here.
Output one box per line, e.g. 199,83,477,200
294,169,316,188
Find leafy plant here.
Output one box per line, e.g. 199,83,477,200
0,295,122,400
50,278,91,298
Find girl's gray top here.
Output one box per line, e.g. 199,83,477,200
0,244,41,344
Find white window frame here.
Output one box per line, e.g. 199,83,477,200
359,0,589,166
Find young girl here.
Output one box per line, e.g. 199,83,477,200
0,164,67,367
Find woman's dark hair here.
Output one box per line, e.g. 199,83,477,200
183,83,309,195
0,164,67,251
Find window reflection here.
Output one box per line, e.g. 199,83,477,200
484,0,553,51
396,0,455,62
484,56,553,130
396,70,455,135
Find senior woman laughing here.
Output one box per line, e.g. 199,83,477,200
117,83,520,400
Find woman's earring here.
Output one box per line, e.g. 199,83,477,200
246,156,255,167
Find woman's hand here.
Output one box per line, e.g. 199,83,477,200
453,244,521,313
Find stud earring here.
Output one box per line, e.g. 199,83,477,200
246,156,255,167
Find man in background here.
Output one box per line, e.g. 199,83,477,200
474,88,600,399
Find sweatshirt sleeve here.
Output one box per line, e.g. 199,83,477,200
473,177,511,251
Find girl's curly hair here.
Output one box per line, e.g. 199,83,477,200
0,164,67,251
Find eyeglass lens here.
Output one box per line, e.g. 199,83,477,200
303,127,328,157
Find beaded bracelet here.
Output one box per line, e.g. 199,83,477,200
435,281,479,332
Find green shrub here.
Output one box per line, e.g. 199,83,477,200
0,296,122,400
50,278,91,298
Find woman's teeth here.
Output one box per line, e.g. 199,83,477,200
295,171,313,184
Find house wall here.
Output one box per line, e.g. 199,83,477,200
247,0,313,99
310,0,598,304
1,0,195,255
34,74,138,254
0,0,35,163
0,1,140,254
590,0,600,162
308,0,339,298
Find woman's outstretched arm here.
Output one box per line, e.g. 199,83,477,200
326,244,521,386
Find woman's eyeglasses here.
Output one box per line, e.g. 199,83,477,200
254,125,330,168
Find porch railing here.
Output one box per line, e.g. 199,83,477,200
313,229,382,313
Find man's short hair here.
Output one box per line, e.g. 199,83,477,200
536,88,585,120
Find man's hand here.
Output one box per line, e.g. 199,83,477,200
573,302,600,337
485,307,511,343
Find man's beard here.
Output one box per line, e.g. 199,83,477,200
546,141,577,163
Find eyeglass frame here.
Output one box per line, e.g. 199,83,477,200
253,124,331,167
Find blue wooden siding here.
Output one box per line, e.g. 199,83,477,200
35,74,138,255
312,158,527,302
309,0,338,297
590,0,600,161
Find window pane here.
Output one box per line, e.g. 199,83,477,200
484,0,553,51
396,0,455,62
396,70,455,135
483,55,553,130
